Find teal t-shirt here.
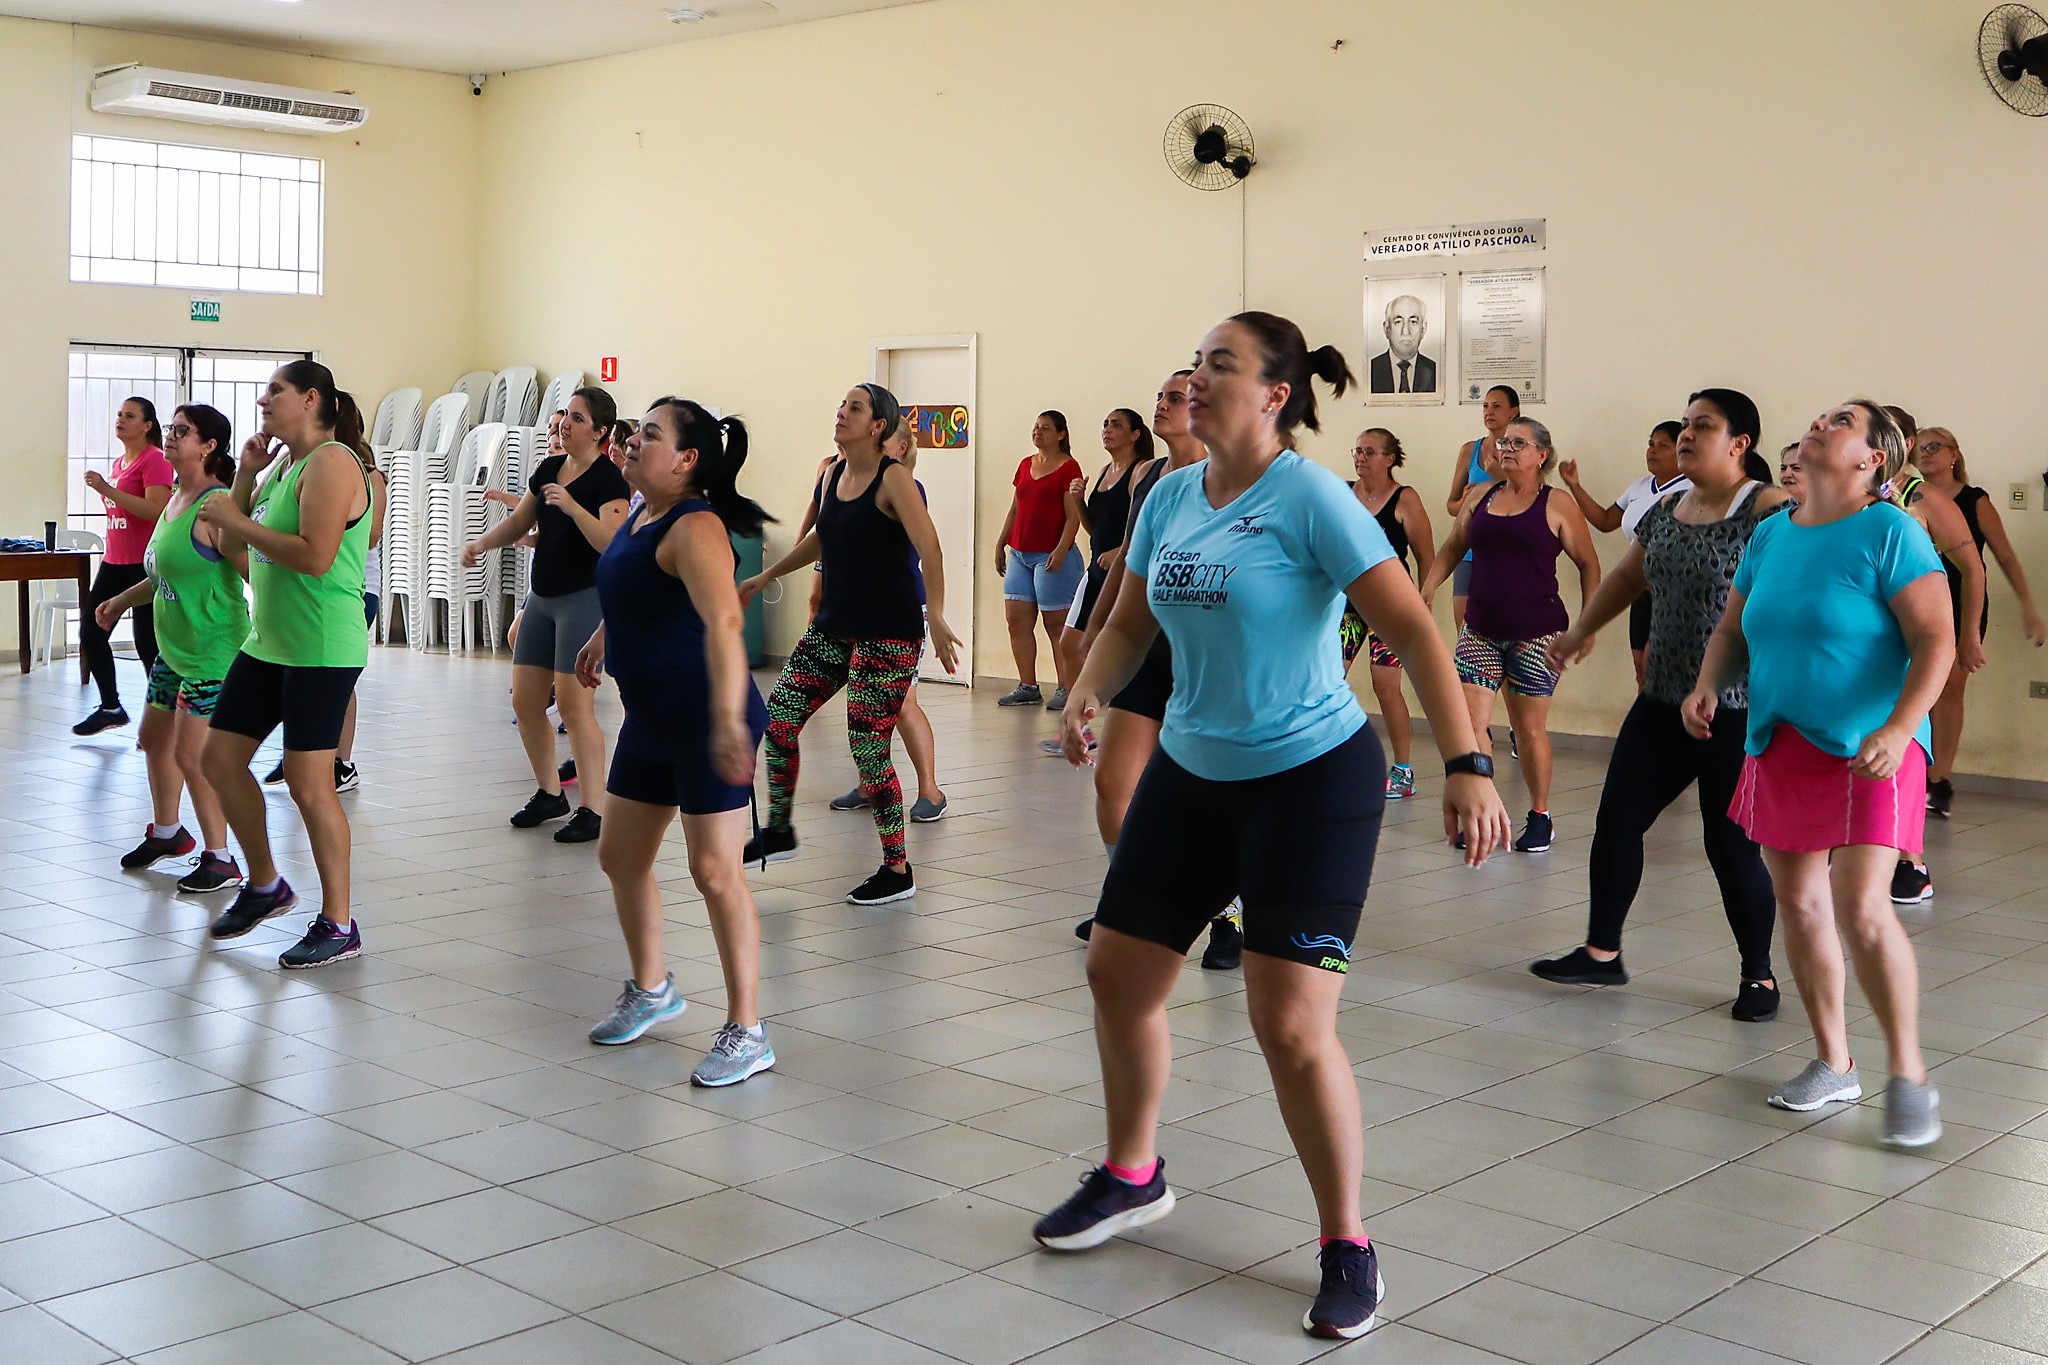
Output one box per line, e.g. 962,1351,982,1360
1126,450,1394,780
1732,500,1943,759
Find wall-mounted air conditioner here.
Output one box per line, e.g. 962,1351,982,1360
90,64,368,136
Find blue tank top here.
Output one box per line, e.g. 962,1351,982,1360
1461,437,1493,566
598,497,767,761
815,457,924,640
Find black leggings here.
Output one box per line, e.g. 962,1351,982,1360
1586,694,1775,981
81,561,156,709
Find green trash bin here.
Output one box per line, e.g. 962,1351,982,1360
731,530,766,668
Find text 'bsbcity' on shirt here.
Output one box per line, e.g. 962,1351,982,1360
1125,450,1394,782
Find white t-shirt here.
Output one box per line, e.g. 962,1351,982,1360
1617,473,1693,542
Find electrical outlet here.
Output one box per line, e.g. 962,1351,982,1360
2012,483,2032,511
2033,681,2048,700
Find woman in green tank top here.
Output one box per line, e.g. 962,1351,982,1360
96,404,250,893
197,360,374,971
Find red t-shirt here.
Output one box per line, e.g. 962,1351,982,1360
1009,455,1081,553
103,445,175,564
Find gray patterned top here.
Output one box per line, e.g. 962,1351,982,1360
1636,483,1785,709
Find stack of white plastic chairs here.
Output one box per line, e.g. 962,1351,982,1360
424,423,509,653
498,425,540,625
382,392,472,648
536,371,582,424
451,371,494,423
368,388,423,456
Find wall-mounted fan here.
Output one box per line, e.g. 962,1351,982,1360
1980,5,2048,115
1163,104,1256,190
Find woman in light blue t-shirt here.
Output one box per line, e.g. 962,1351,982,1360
1028,311,1511,1343
1687,400,1951,1150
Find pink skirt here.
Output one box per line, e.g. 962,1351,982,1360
1730,724,1927,854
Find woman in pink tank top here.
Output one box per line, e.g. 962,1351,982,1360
74,397,175,736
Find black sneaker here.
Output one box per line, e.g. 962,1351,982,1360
510,788,572,828
1508,728,1519,760
558,758,577,785
72,706,129,737
333,760,359,793
121,825,195,870
555,807,601,843
1514,810,1554,853
1033,1160,1175,1251
1304,1240,1385,1340
743,825,798,867
847,864,916,905
177,852,244,895
262,760,285,785
208,879,298,939
1530,946,1627,985
1927,777,1954,819
1733,979,1780,1022
1891,860,1933,905
1201,915,1244,971
1074,918,1094,942
279,915,362,969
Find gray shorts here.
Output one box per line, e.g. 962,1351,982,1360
512,586,603,674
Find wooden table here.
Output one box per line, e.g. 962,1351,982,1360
0,551,92,680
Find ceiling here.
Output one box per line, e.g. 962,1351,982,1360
0,0,940,75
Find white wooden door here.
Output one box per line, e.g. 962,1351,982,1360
871,336,976,684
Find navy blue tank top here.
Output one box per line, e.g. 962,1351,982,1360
815,457,924,641
598,497,767,761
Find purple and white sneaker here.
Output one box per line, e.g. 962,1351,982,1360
207,879,297,940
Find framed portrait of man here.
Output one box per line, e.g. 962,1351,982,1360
1363,274,1446,406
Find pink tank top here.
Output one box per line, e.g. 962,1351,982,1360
103,446,175,564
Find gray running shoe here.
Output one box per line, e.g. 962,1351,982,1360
996,683,1043,707
1046,687,1069,712
590,975,686,1045
909,795,948,822
829,787,870,811
1881,1076,1941,1148
691,1021,777,1087
1767,1058,1862,1112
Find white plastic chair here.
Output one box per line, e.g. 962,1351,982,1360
33,529,103,667
537,371,583,424
370,387,423,454
487,367,540,427
427,424,512,651
417,393,472,471
451,371,494,424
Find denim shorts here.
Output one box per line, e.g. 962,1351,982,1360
1003,548,1084,610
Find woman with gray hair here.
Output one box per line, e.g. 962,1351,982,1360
1421,416,1601,855
739,384,961,906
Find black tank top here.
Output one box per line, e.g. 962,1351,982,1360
814,456,924,641
1086,462,1137,560
1365,484,1411,573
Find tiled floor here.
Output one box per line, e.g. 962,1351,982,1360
5,647,2048,1363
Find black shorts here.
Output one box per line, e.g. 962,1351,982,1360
1108,639,1173,721
608,745,753,816
1628,591,1653,652
1096,723,1385,973
210,653,362,752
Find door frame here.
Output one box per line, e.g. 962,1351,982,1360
869,333,978,686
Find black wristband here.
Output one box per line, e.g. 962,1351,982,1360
1445,752,1494,779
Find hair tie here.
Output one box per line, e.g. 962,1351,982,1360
1877,479,1894,499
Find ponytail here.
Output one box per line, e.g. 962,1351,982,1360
1113,408,1155,463
124,395,165,450
1228,312,1355,439
275,359,372,463
647,397,775,538
333,391,375,468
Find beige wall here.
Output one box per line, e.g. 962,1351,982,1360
473,0,2048,780
0,16,481,642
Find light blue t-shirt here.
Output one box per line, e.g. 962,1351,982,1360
1126,450,1395,780
1733,500,1943,759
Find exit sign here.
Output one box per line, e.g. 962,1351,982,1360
190,297,221,323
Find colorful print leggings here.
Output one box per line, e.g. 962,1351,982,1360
764,626,921,865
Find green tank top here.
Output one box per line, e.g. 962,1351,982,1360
143,488,251,681
244,442,371,669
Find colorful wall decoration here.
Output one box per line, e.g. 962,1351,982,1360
905,405,970,449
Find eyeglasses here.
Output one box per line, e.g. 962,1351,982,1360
164,423,195,439
1494,437,1538,453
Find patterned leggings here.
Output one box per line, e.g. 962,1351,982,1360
765,626,921,864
